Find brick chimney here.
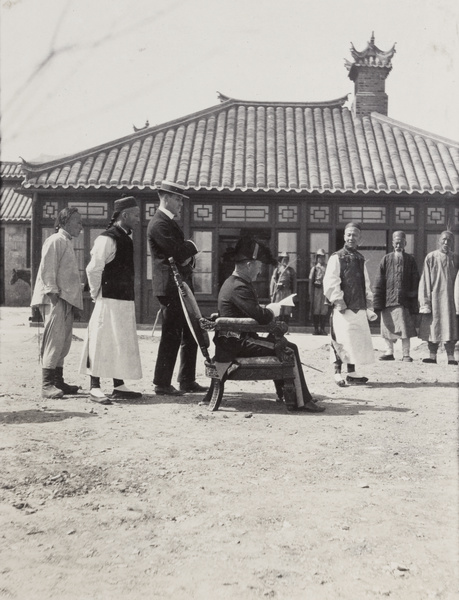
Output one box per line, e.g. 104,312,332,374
345,33,396,118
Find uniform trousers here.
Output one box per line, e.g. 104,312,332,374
39,298,74,369
153,294,198,387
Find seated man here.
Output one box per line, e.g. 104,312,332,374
215,236,325,413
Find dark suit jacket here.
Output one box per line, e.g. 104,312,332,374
147,209,198,297
215,275,275,362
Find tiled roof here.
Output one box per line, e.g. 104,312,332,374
1,162,31,222
21,96,459,195
1,161,24,179
1,186,32,222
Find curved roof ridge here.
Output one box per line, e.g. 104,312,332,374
371,113,459,148
21,95,349,173
216,92,349,108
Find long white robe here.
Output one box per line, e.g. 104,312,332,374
79,234,142,380
323,253,375,366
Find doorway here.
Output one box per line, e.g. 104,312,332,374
217,228,272,301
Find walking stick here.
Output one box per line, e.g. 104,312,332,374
151,307,161,336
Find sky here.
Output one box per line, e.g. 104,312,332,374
1,0,458,163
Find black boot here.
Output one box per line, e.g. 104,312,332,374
319,316,327,335
55,367,79,394
42,368,64,399
312,316,320,335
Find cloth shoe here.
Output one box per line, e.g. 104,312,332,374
334,373,346,387
54,366,79,394
154,385,185,396
379,354,395,361
179,381,208,393
448,359,458,366
42,368,64,399
402,356,413,362
111,385,142,399
90,388,113,405
422,358,437,364
346,375,369,385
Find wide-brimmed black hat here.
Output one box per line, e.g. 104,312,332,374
234,237,277,265
157,180,189,199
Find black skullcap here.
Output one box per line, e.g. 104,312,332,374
114,196,138,212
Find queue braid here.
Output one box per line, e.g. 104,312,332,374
106,211,121,230
54,207,80,233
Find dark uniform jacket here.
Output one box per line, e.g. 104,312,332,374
147,209,197,297
373,252,420,314
216,274,274,362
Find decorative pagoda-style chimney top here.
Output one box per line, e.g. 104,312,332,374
345,33,396,117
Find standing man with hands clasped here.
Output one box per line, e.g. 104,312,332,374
31,207,84,399
80,196,143,404
323,222,377,387
147,181,207,396
373,231,420,362
418,230,459,365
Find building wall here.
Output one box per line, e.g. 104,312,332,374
2,224,31,306
30,190,459,324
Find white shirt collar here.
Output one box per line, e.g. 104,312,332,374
158,206,176,220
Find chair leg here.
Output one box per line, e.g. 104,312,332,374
202,380,214,403
208,379,225,411
282,379,297,411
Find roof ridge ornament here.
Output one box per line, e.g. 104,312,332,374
217,91,232,103
133,120,150,132
347,33,396,70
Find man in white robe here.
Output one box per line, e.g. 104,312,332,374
80,197,142,404
418,231,459,365
323,223,376,386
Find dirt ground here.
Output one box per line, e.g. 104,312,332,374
0,307,457,600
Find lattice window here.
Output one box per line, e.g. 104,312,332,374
193,204,213,222
145,203,158,219
68,201,108,220
42,201,58,220
338,206,386,223
309,206,330,224
222,205,270,222
426,207,445,225
427,207,445,225
278,205,298,223
395,206,415,225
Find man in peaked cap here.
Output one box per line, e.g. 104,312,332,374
323,222,376,387
80,196,143,404
418,230,459,365
270,251,297,325
147,180,207,395
308,248,328,335
215,236,325,412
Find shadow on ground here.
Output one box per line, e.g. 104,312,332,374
0,409,97,425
